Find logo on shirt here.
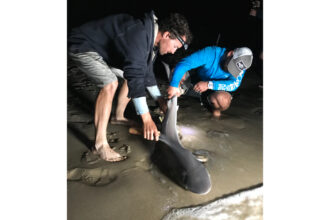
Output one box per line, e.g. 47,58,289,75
236,61,247,71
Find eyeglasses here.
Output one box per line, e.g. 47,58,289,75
172,30,188,50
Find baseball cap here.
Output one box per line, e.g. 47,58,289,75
227,47,253,78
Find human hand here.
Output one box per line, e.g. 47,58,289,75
193,81,208,93
167,86,181,99
140,112,160,141
157,97,168,114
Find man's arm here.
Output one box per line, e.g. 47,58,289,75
146,85,167,113
208,71,246,92
168,47,211,98
169,48,209,88
116,25,163,141
132,97,160,141
140,112,160,141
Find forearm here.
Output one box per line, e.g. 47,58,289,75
170,59,199,88
210,80,240,92
140,111,152,122
170,65,189,88
209,72,245,92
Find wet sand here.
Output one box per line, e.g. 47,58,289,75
67,64,263,220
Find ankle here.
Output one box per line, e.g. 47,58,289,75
94,141,109,150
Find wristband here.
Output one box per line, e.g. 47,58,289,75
207,81,214,89
146,85,162,100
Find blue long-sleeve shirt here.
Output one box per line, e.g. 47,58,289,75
170,46,245,92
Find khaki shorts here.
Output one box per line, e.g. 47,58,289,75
69,51,124,88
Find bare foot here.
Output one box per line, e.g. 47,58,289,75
128,126,142,135
110,117,137,126
212,109,221,119
93,144,127,162
128,126,160,138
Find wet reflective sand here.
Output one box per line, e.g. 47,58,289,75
67,65,263,220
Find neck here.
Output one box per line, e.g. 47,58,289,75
154,31,162,47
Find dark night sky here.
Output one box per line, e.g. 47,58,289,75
68,0,262,52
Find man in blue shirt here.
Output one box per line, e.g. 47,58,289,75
167,46,253,118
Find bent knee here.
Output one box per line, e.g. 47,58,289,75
102,81,118,93
210,91,232,111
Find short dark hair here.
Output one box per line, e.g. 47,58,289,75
158,13,193,44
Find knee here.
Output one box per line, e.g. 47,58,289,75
102,81,118,94
212,92,232,111
209,94,220,107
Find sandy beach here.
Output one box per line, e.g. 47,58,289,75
67,60,263,219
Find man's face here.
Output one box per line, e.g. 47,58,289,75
158,31,186,55
222,50,234,73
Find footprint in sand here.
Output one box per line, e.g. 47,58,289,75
206,130,229,138
251,107,263,116
214,115,246,130
218,142,232,153
81,151,101,165
67,112,93,124
107,132,119,143
113,144,132,157
67,167,117,186
120,158,152,175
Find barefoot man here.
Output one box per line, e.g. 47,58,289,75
68,11,192,162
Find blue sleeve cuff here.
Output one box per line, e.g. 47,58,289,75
169,80,180,88
146,85,162,100
132,97,149,115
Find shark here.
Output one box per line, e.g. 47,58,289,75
151,96,212,194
